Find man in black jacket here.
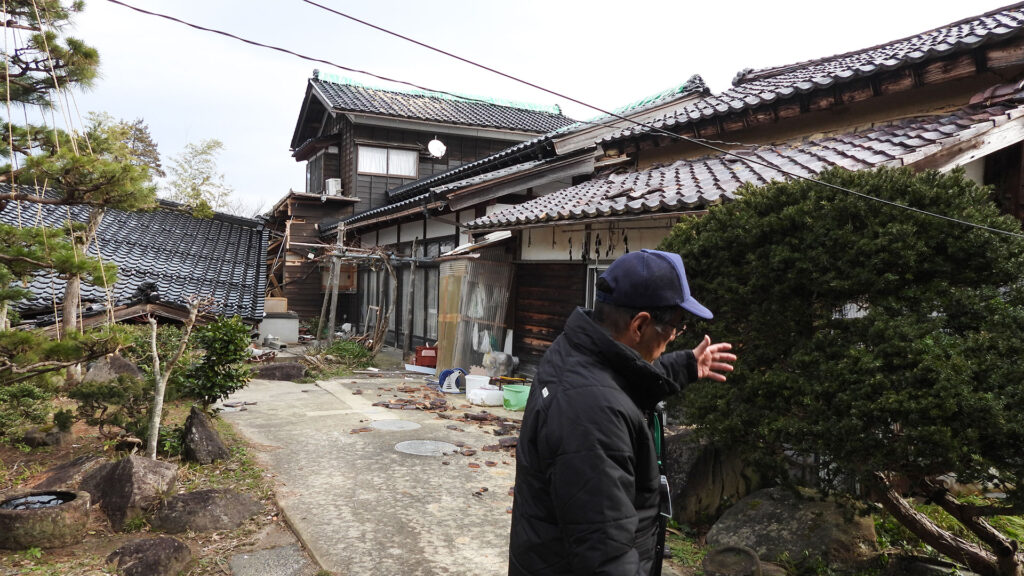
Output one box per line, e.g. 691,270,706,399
509,249,736,576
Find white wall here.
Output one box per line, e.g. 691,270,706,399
426,218,457,239
519,218,682,262
377,225,398,246
963,157,984,186
400,221,423,243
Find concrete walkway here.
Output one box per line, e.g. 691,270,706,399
220,373,519,576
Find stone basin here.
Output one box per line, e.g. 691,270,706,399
0,489,91,549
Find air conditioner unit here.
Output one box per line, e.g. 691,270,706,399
325,178,343,196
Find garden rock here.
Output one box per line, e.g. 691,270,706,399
151,488,262,533
664,428,763,526
98,455,177,531
106,535,192,576
20,426,72,448
83,353,143,382
183,406,230,464
702,545,787,576
31,454,113,502
254,362,305,381
707,486,878,569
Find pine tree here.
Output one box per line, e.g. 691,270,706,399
663,167,1024,576
0,1,157,385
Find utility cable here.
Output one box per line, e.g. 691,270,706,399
107,0,1024,239
301,0,1024,239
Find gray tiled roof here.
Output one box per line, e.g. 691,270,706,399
466,98,1024,230
0,193,267,322
331,77,711,229
601,3,1024,144
312,79,577,133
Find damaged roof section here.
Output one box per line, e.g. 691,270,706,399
0,192,268,324
467,93,1024,230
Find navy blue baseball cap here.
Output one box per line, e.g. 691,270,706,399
596,249,713,319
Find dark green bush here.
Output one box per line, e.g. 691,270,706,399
183,316,252,409
68,374,151,438
0,380,53,437
52,408,75,432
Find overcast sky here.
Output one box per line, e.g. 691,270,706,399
68,0,1012,215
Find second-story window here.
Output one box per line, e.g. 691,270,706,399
357,146,418,178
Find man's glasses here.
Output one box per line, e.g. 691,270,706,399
653,318,687,340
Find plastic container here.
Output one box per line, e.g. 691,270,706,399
464,374,491,396
414,345,437,368
467,384,503,406
502,384,530,411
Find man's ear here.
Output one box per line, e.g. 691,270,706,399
625,311,652,345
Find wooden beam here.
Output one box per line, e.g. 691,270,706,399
910,114,1024,172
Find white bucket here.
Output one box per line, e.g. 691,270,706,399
464,375,491,395
467,384,503,406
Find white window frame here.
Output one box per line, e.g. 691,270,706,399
357,145,419,178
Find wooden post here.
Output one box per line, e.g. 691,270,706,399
403,238,417,361
317,257,336,342
326,259,341,344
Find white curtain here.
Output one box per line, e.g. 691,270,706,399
388,149,418,177
358,146,388,174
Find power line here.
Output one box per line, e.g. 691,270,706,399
299,1,1024,239
107,0,1024,240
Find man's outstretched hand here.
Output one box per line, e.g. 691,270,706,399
693,335,736,382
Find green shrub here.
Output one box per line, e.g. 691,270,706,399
68,374,151,438
182,316,252,409
0,380,52,437
52,408,75,432
324,340,374,369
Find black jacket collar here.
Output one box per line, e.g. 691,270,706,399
561,307,681,410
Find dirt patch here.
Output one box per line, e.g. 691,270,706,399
0,401,312,576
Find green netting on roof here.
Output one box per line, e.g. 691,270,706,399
577,74,707,123
317,73,563,115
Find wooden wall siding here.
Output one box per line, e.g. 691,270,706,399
348,125,517,210
340,118,356,200
513,263,586,376
282,260,322,318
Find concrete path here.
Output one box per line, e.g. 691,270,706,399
221,375,519,576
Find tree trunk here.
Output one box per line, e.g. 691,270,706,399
145,302,201,459
872,473,1003,576
62,208,105,382
146,317,163,459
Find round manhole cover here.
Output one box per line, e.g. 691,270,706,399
394,440,459,456
372,420,421,431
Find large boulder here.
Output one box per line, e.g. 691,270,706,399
706,486,878,570
151,489,262,533
98,455,177,531
20,426,73,448
254,362,305,381
183,406,231,465
31,454,113,504
106,536,192,576
83,353,143,382
663,428,763,526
